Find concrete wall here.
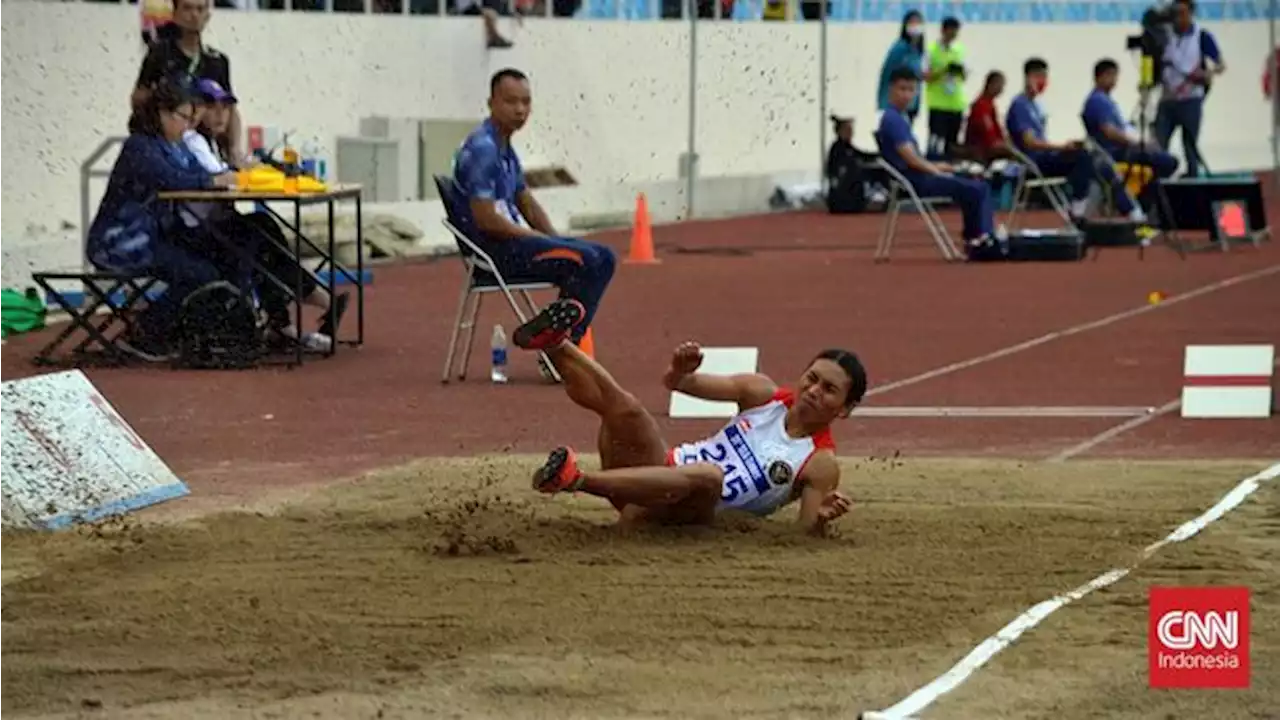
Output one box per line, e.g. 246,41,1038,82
1,2,1273,284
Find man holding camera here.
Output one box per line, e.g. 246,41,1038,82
1154,0,1225,177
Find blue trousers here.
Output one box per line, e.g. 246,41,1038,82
1122,148,1179,180
1155,98,1204,177
909,173,994,240
1032,149,1137,215
489,235,616,343
137,235,225,341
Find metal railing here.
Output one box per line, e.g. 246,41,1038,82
80,136,129,271
65,0,1278,23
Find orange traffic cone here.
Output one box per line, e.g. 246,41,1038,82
577,327,596,359
625,192,659,264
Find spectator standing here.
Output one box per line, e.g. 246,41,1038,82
878,68,997,248
1154,0,1225,177
922,16,968,160
132,0,244,162
876,10,925,123
450,69,616,351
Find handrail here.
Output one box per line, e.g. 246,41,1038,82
80,136,127,270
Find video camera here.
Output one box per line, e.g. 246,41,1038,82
1125,2,1174,57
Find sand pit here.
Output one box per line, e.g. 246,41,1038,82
3,457,1276,719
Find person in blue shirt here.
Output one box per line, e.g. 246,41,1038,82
1154,0,1226,177
1082,59,1179,182
87,78,241,358
1006,58,1149,224
876,10,925,123
451,68,616,354
877,67,995,247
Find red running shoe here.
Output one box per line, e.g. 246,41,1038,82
513,298,585,351
532,446,584,494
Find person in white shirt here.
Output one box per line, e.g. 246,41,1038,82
1154,0,1226,177
185,78,347,352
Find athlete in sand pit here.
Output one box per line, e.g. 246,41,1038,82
510,297,866,533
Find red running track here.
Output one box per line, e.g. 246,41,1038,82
2,204,1277,501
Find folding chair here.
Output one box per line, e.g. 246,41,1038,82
873,159,964,262
1079,140,1185,261
1005,145,1075,231
31,271,164,366
432,175,562,384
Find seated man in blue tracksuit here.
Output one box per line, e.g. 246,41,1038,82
1082,58,1179,199
1007,57,1150,225
877,67,996,247
452,68,616,352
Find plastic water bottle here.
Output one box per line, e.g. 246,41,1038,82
490,324,509,384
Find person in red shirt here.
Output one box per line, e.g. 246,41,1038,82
963,71,1009,163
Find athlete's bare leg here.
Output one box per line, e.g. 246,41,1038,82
532,448,722,525
517,299,718,525
517,300,666,469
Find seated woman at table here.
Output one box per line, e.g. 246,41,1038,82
86,79,243,359
183,79,345,352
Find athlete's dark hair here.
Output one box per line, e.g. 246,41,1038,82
1094,58,1119,79
813,349,868,407
1024,57,1048,76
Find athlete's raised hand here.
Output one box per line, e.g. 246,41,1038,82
669,341,704,376
816,490,852,521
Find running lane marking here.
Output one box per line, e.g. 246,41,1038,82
866,263,1280,399
860,461,1280,720
1046,398,1182,462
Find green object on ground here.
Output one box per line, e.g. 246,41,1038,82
2,288,48,339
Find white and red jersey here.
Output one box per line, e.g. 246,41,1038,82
668,388,836,517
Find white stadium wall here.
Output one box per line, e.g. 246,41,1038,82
1,2,1274,285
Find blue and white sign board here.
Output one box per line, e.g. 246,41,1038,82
1,370,189,530
667,347,760,419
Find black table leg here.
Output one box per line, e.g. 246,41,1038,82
356,194,364,346
326,198,337,356
293,199,303,367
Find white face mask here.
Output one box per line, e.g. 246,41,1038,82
905,25,923,38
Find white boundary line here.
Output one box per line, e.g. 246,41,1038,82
865,264,1280,399
860,461,1280,720
857,406,1154,419
1045,399,1183,462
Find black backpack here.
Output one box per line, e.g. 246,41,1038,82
173,281,264,369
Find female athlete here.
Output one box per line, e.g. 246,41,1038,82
511,298,867,533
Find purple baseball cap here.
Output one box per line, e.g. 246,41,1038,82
195,78,237,105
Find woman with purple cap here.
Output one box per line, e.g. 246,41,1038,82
183,77,347,352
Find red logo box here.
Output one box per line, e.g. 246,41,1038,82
1149,586,1250,689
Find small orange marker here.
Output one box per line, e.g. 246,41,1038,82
1147,291,1166,305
